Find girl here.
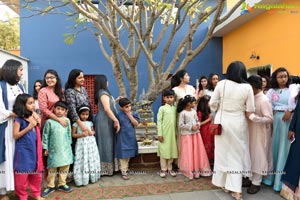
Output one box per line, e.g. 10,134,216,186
72,106,101,186
196,76,208,98
12,94,44,200
197,95,214,161
33,79,43,115
177,95,211,180
206,73,220,97
264,67,297,192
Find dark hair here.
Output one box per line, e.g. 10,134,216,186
196,95,211,121
177,95,196,113
226,61,248,83
291,75,300,84
163,89,175,97
65,69,83,89
171,70,187,88
13,93,33,118
54,100,68,110
248,75,262,90
119,97,131,107
261,75,271,89
33,79,43,100
270,67,291,89
198,76,208,91
0,59,22,85
207,73,220,91
41,69,64,100
94,75,108,104
77,105,93,121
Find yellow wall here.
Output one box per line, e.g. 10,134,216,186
223,0,300,75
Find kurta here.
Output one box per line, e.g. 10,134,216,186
281,98,300,193
65,87,91,123
94,89,118,175
178,109,211,179
248,91,273,176
42,118,73,168
197,112,214,160
73,121,101,186
264,86,297,191
116,111,139,159
209,80,255,193
157,104,178,159
38,87,62,129
0,82,24,192
173,85,196,102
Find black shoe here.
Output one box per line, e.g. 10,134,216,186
242,177,251,187
247,184,261,194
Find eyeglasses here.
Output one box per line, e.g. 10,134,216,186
45,76,56,80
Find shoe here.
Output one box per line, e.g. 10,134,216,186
58,185,72,193
41,187,55,197
231,192,243,200
242,177,251,187
247,184,260,194
168,170,177,177
122,171,130,180
159,170,167,178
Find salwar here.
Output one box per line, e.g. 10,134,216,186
160,158,173,171
47,165,70,188
14,172,43,200
250,172,262,186
212,169,242,193
119,158,130,174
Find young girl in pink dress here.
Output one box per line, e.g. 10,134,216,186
177,95,211,179
197,95,214,161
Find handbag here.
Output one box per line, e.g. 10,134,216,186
209,80,226,135
210,123,222,135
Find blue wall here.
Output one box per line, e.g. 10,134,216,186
20,1,223,117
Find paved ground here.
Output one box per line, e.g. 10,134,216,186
68,169,284,200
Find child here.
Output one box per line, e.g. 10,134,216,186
116,98,139,180
197,95,214,161
72,106,101,186
12,94,44,200
157,89,178,178
245,75,273,194
41,101,73,197
177,95,211,179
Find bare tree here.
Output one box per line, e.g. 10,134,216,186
21,0,244,101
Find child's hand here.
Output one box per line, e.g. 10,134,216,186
192,124,200,131
158,136,164,143
44,150,48,156
27,116,37,129
89,130,95,136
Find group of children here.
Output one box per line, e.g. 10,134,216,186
12,92,140,199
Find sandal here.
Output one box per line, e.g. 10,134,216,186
231,192,243,200
121,171,130,180
221,187,229,193
159,170,167,178
168,170,177,177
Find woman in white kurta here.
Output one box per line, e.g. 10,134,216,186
209,61,255,200
0,60,24,197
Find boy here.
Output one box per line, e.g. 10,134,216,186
116,98,140,180
41,101,73,197
246,75,273,194
157,89,178,178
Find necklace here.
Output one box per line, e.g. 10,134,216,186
10,85,22,97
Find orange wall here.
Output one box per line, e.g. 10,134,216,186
223,0,300,75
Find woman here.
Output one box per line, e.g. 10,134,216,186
33,80,43,115
171,70,196,102
206,73,220,97
38,69,67,129
263,68,296,192
261,75,271,94
65,69,92,135
94,75,120,176
209,61,255,200
0,59,24,199
196,76,208,99
280,86,300,200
